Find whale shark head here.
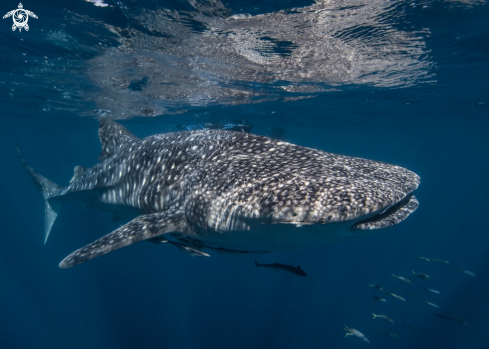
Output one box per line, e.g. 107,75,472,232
179,132,420,250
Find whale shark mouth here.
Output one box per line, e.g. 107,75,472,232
352,194,419,231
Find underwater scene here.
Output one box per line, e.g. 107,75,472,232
1,0,488,348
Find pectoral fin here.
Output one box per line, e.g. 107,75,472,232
59,207,191,268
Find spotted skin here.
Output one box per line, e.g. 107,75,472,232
59,207,191,268
24,121,420,268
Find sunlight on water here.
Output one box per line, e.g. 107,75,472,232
85,0,435,117
11,0,437,118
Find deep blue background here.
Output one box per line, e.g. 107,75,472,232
1,0,488,348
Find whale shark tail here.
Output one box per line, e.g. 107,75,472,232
17,144,63,244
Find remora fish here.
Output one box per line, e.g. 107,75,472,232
149,236,210,257
18,121,420,268
255,261,307,277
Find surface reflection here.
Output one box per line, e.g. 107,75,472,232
84,0,434,117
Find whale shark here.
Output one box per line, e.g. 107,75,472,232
18,121,420,268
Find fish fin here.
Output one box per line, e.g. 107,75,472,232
98,120,137,160
391,274,396,278
17,144,63,244
255,260,259,268
59,207,191,268
412,270,416,274
298,266,302,269
372,313,377,319
70,165,89,183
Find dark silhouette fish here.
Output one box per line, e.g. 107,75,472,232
18,121,420,268
447,311,468,325
435,314,454,321
255,261,307,277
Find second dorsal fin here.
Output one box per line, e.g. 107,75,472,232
98,120,137,160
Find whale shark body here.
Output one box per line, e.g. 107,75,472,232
18,121,420,268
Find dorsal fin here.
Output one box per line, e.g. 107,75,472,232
70,165,88,183
98,120,136,160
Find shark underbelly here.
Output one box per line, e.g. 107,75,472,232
191,220,363,251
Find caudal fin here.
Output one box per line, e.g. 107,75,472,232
255,260,259,268
17,145,63,244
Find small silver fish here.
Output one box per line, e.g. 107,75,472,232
392,274,412,283
421,300,439,308
400,321,422,332
418,256,431,262
372,313,394,323
367,284,384,291
386,291,406,302
431,258,449,264
373,296,387,302
420,286,440,294
447,311,468,325
412,270,430,281
378,329,399,338
458,270,477,277
343,325,370,343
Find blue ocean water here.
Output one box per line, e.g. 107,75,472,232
1,0,488,348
